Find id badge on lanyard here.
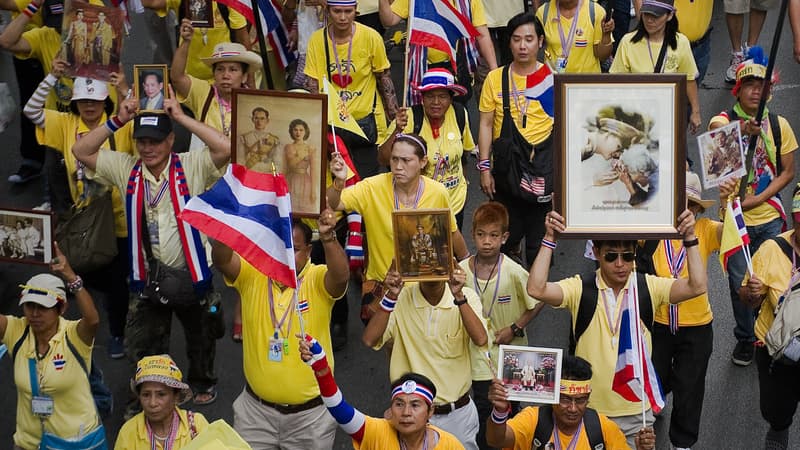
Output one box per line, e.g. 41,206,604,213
556,57,568,73
268,334,284,362
32,395,54,417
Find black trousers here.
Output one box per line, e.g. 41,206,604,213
81,238,130,338
651,322,713,447
756,345,800,431
493,191,549,267
13,57,46,166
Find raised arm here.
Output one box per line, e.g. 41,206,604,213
163,90,230,168
72,98,139,171
451,267,488,346
475,26,498,70
326,152,348,211
378,108,407,166
667,209,708,303
362,270,402,347
319,208,349,298
485,378,516,448
526,211,566,306
52,243,99,346
24,59,68,126
210,239,241,282
376,70,398,121
593,16,615,61
0,0,35,53
378,0,401,27
171,19,195,99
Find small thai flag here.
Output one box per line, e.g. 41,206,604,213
53,354,66,371
497,295,511,304
575,38,588,47
298,299,310,313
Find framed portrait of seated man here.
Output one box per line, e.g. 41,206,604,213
392,209,453,282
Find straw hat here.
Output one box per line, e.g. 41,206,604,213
686,171,714,210
132,355,192,403
200,43,262,74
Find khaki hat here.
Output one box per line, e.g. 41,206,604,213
200,43,262,74
133,355,192,402
686,171,714,210
19,274,67,308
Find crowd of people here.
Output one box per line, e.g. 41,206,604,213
1,0,800,449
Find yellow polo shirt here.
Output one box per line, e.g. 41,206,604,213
536,0,608,73
114,408,209,450
89,148,222,268
653,218,720,327
609,32,698,79
356,418,464,450
339,172,458,282
36,110,135,237
747,230,795,342
479,66,553,145
484,0,524,29
2,317,99,450
374,282,485,404
674,0,713,43
390,0,487,64
461,255,539,381
557,271,674,417
506,406,630,450
178,75,231,134
227,258,344,404
357,0,379,15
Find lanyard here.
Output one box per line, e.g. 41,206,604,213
599,279,627,346
473,255,503,319
146,410,180,450
329,24,355,93
555,0,583,60
646,39,664,73
508,66,531,128
393,178,424,209
213,86,231,136
664,241,686,278
267,278,302,338
552,416,584,450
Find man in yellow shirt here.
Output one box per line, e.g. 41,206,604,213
527,207,706,448
674,0,713,84
212,213,349,449
536,0,615,73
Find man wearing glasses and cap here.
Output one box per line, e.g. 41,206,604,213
527,206,706,448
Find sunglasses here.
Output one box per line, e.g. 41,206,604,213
603,251,636,263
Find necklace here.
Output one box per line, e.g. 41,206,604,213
473,255,503,319
393,178,424,209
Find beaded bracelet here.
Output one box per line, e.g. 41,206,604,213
476,159,491,172
67,276,84,294
490,406,511,424
105,115,125,133
541,238,557,250
379,295,397,313
23,1,40,18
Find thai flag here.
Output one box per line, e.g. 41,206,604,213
53,354,66,371
179,164,297,288
407,0,480,71
216,0,297,68
524,64,554,118
298,299,310,313
731,198,750,245
612,272,665,414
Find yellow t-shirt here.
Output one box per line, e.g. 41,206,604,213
89,149,222,268
375,283,484,403
226,258,344,404
2,317,99,450
390,0,487,64
556,271,674,417
178,75,232,134
653,218,721,326
388,105,475,214
356,417,465,450
747,230,795,342
36,110,135,237
537,0,609,73
708,114,798,226
305,23,391,122
12,0,44,31
479,66,553,145
506,406,631,450
484,0,524,29
674,0,713,43
114,409,209,450
461,255,539,381
609,31,698,80
357,0,379,15
339,173,458,282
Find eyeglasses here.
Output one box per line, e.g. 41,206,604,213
603,251,636,263
558,395,590,408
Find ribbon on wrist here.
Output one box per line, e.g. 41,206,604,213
303,335,329,373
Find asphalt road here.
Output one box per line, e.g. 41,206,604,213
1,5,800,449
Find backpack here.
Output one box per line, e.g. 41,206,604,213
725,109,783,174
12,326,114,419
533,404,605,450
411,103,467,138
764,236,800,365
541,0,597,26
569,273,653,355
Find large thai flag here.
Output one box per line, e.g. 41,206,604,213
612,272,665,414
179,164,297,288
524,64,554,118
407,0,480,70
217,0,297,68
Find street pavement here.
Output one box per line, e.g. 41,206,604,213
1,5,800,449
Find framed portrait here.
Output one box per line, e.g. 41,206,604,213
184,0,213,28
696,121,746,189
134,65,169,112
60,0,124,81
0,208,53,266
553,74,687,239
392,209,453,282
231,89,327,218
497,345,563,404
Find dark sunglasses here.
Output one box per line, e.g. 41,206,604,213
603,251,636,263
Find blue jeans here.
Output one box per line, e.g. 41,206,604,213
691,30,712,86
726,217,784,343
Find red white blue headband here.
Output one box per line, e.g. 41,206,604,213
327,0,357,6
414,68,468,96
392,380,435,405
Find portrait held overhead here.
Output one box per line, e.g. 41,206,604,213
60,0,123,81
134,65,168,112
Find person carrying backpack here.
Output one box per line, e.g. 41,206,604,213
487,354,653,450
741,183,800,450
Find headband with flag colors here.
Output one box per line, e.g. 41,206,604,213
179,164,297,288
216,0,297,68
391,380,435,405
327,0,357,5
719,197,752,274
524,64,554,118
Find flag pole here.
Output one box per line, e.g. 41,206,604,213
633,270,647,427
737,0,789,200
403,0,414,107
250,0,276,90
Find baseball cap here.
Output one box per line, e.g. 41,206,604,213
641,0,674,16
71,77,109,102
19,274,67,308
133,113,173,141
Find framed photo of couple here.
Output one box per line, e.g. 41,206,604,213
0,207,53,266
553,74,687,239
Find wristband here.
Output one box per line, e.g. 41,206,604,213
320,231,337,243
105,116,124,133
67,276,84,294
683,238,699,248
453,296,468,306
510,322,524,337
491,406,511,424
23,1,39,18
541,238,557,250
380,295,397,313
476,159,491,172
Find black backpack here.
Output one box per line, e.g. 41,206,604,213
532,404,605,450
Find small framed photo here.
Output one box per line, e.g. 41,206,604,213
696,121,746,189
231,89,327,218
60,0,124,81
185,0,213,28
392,209,453,282
134,65,168,112
0,208,53,266
553,74,687,239
497,345,563,404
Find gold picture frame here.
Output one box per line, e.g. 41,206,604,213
392,208,453,282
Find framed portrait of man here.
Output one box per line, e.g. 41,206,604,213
60,0,124,81
392,209,453,282
133,65,169,112
0,207,53,266
231,89,328,218
185,0,213,28
696,121,746,189
553,74,687,239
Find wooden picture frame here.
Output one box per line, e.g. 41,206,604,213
185,0,213,28
392,209,453,282
0,207,53,266
497,345,563,404
61,0,124,81
231,89,328,218
133,65,169,112
553,74,687,239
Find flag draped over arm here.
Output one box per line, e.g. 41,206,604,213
719,197,752,273
216,0,297,68
179,164,297,288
